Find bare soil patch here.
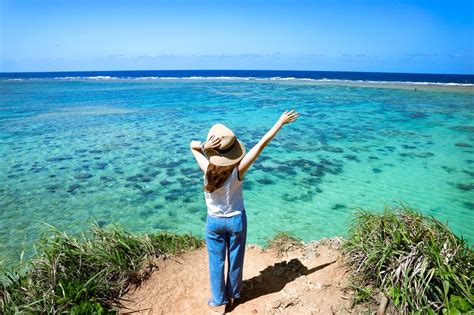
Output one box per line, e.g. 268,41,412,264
119,238,373,314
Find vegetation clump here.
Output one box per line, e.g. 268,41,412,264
343,206,473,314
0,224,202,313
266,231,304,257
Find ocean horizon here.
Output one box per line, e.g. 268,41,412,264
1,69,473,260
1,69,474,85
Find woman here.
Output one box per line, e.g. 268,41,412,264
190,110,299,313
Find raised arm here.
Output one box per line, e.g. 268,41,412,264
238,110,299,179
190,136,221,173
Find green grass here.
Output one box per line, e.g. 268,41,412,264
343,205,474,314
351,284,375,305
0,223,202,314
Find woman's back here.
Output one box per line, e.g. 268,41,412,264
204,166,244,217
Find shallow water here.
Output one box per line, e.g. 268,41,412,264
1,79,473,259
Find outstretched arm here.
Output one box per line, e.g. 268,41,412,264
190,136,221,173
238,110,299,179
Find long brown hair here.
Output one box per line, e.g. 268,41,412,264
205,163,236,193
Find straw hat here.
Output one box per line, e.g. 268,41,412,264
206,124,246,166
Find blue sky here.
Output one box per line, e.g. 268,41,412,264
1,0,473,73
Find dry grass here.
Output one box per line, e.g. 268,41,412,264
266,232,304,257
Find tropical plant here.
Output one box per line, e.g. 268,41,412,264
343,205,473,314
0,224,202,313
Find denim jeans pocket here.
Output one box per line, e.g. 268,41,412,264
206,215,223,233
229,213,244,233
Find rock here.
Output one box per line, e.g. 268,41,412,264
450,125,474,133
67,183,81,194
265,296,301,311
377,295,389,315
159,179,172,186
332,203,346,210
139,208,154,218
415,152,435,158
74,173,93,180
164,194,178,201
46,184,61,193
47,155,73,162
328,236,345,249
256,178,274,185
319,237,329,245
100,176,114,182
463,170,474,177
343,154,360,162
455,142,472,148
457,183,474,191
463,202,474,210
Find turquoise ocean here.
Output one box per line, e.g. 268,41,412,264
1,72,473,259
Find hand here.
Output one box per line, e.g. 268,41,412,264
203,135,221,150
278,110,299,125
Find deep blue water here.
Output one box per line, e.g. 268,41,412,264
1,70,473,84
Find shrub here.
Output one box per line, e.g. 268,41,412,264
343,205,473,313
266,231,303,257
0,224,202,313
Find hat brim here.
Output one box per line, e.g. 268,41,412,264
207,139,246,166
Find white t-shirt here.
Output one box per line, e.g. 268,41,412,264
203,166,245,217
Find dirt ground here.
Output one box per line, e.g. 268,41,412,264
118,238,374,314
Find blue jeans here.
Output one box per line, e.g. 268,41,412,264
205,210,247,306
